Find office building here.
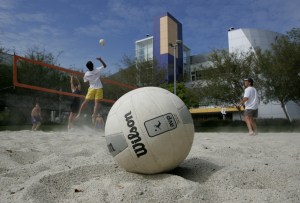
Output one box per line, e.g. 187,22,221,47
135,12,191,82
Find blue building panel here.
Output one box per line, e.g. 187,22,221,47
153,12,184,83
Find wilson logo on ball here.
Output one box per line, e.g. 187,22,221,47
125,111,147,158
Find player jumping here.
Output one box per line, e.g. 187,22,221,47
75,57,107,123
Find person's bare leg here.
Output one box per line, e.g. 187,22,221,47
245,116,254,135
68,112,77,129
92,100,100,123
36,122,41,131
93,100,100,116
249,117,257,135
32,124,37,131
68,112,73,129
75,100,88,120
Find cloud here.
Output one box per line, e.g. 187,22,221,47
74,0,160,38
74,24,106,37
0,0,16,9
249,0,300,32
0,11,15,27
15,13,52,23
29,25,62,37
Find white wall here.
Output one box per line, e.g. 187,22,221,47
233,101,300,121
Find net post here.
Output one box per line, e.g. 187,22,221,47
13,55,19,87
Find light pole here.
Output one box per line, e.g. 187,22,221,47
146,34,150,61
169,40,182,95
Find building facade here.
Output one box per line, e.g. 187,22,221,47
153,12,183,82
135,36,153,62
134,14,300,120
228,28,282,53
135,12,190,83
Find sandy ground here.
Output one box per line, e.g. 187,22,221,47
0,129,299,203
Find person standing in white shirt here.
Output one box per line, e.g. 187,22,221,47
75,57,107,123
239,78,259,135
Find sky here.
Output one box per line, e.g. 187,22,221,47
1,0,299,75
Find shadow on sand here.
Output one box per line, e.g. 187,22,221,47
169,157,222,183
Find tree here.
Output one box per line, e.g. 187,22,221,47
18,47,69,92
284,28,300,106
104,55,167,101
160,82,199,108
0,46,72,124
194,50,259,108
107,55,166,86
255,28,300,121
25,46,62,65
15,47,73,115
0,42,7,53
115,55,167,87
0,44,13,91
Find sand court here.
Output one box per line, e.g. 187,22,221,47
0,130,299,202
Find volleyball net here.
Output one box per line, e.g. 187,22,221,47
13,55,136,104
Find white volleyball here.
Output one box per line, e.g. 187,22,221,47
99,39,105,46
105,87,194,174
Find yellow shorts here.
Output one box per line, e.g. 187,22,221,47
85,88,103,100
